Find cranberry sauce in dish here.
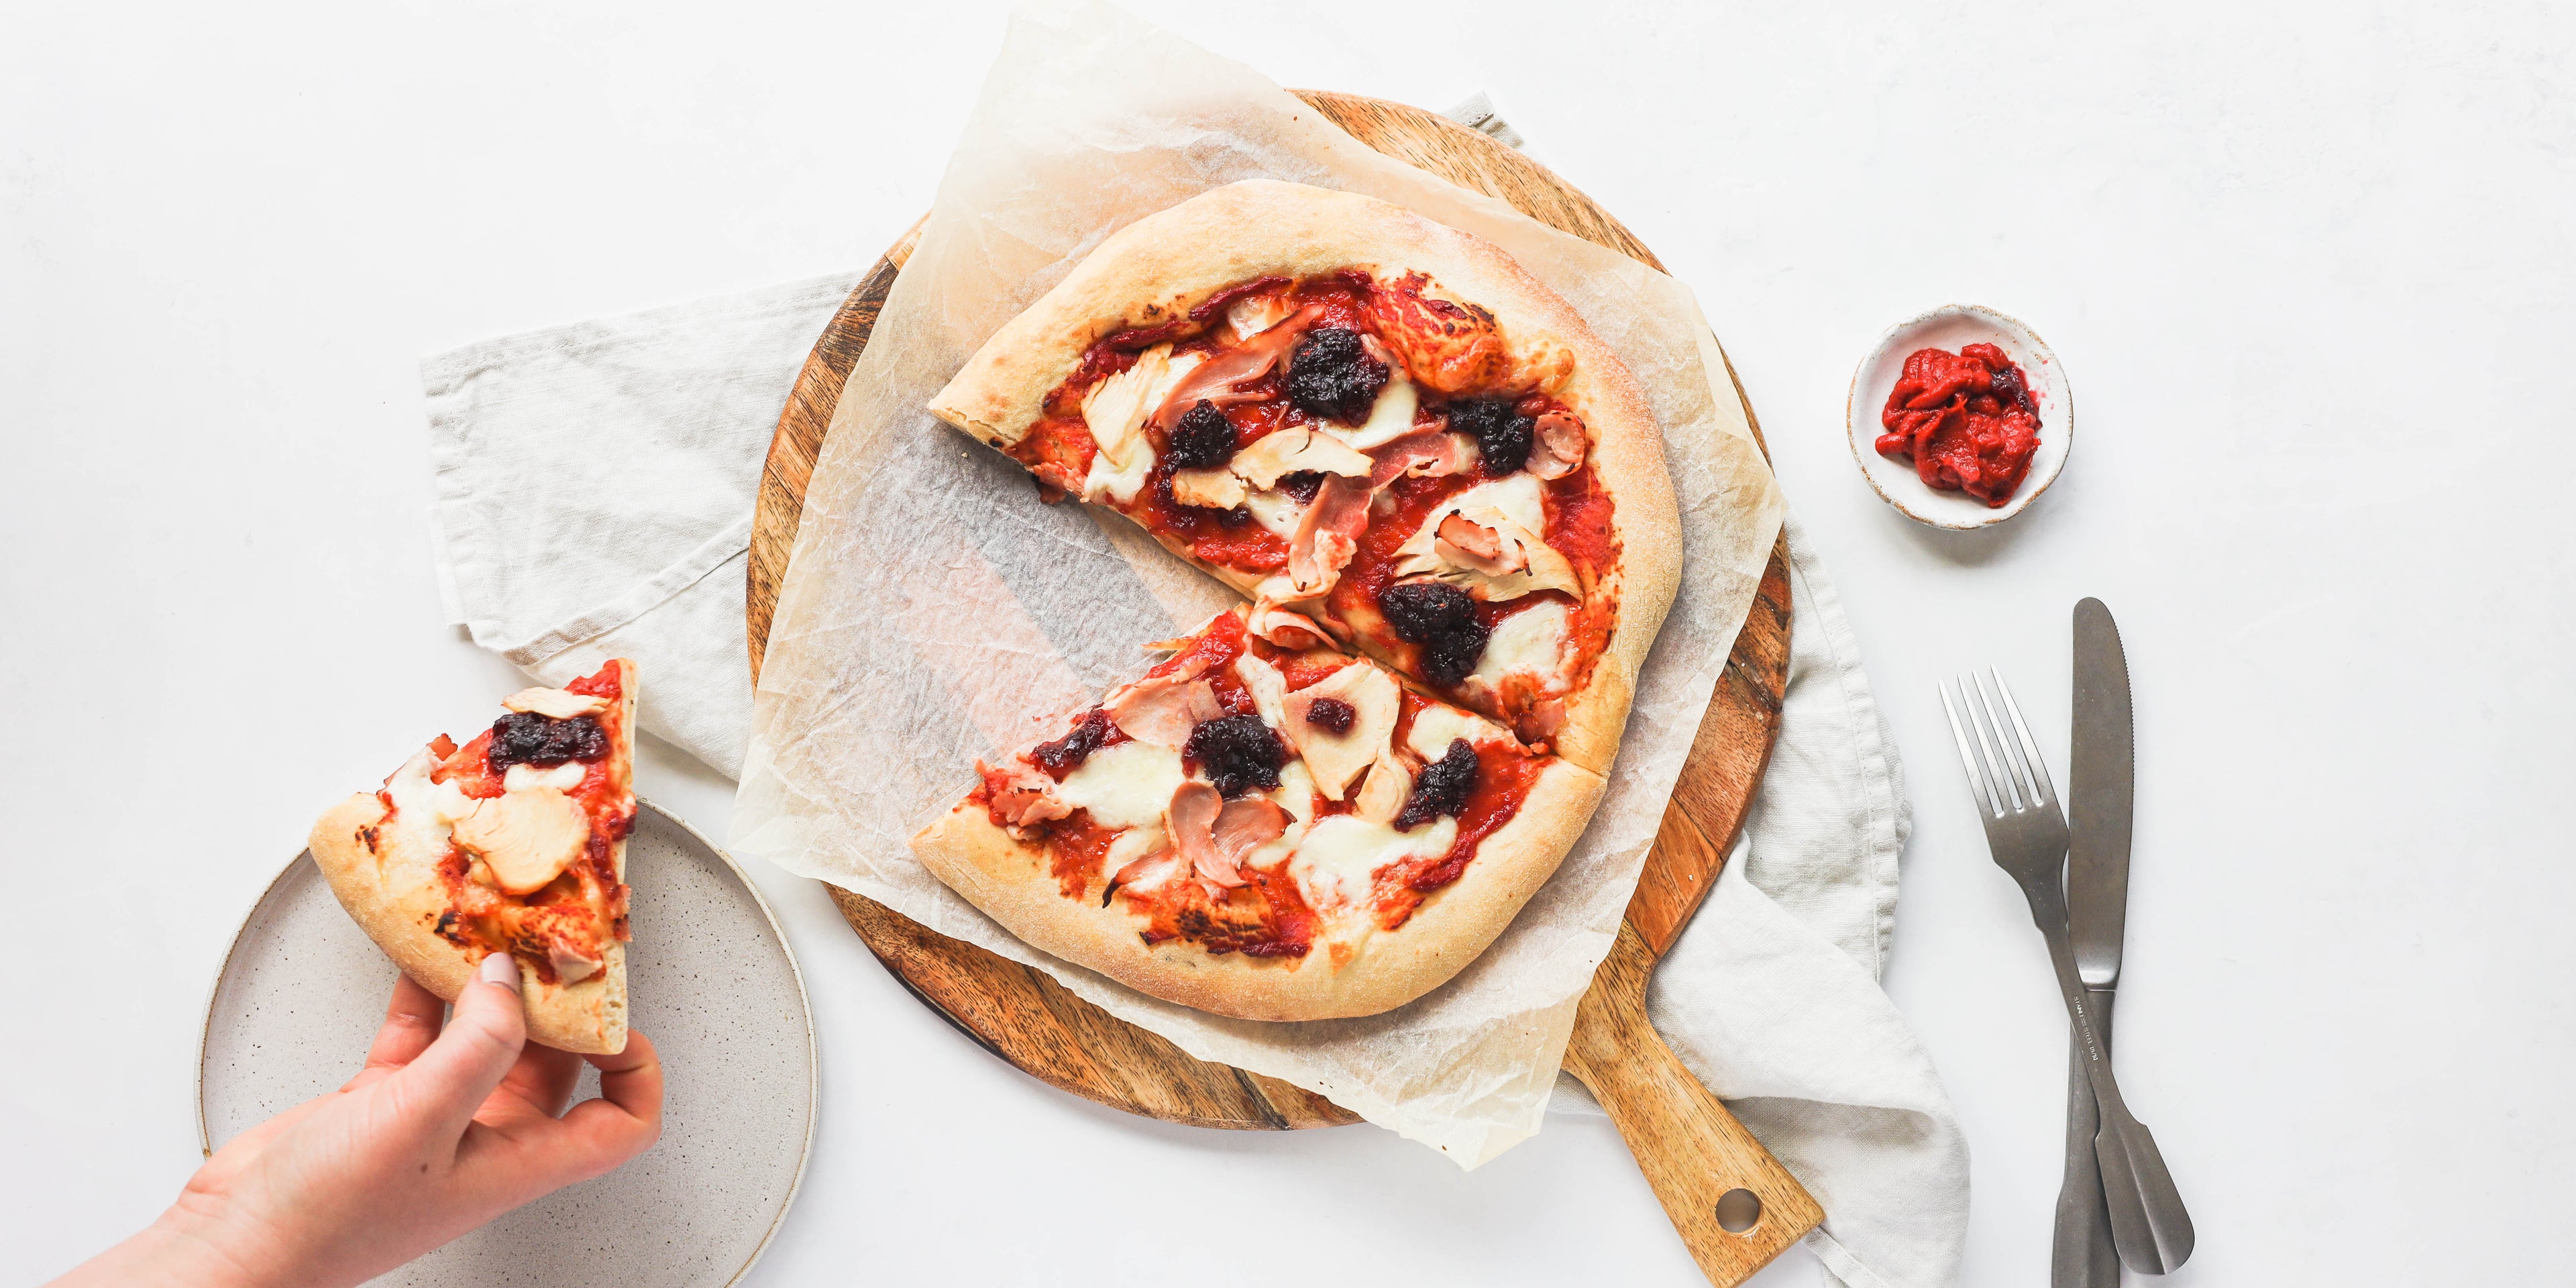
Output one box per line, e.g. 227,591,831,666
1875,343,2041,506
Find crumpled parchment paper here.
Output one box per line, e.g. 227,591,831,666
727,0,1784,1167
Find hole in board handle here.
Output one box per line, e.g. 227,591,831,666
1715,1187,1762,1234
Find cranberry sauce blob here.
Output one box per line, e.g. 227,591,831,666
1874,342,2041,507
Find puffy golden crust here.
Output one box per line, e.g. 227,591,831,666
930,180,1680,776
309,794,627,1054
909,757,1603,1022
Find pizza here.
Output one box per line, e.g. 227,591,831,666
912,608,1603,1020
309,661,637,1054
928,179,1682,777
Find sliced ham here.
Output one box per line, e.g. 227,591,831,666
1210,797,1292,870
1110,848,1184,895
1436,512,1511,570
1530,411,1588,480
1150,304,1321,431
976,757,1073,833
1285,474,1372,598
1515,696,1569,747
1104,675,1220,749
1364,429,1478,490
1245,603,1330,651
1163,780,1242,888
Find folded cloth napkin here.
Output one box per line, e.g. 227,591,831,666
419,103,1966,1288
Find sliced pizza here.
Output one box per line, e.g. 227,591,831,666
912,609,1603,1021
309,661,637,1054
929,179,1682,777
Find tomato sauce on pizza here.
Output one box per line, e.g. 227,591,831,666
994,268,1624,751
390,661,636,986
961,609,1550,961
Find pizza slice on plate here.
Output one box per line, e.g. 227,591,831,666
913,609,1603,1021
309,660,637,1054
929,180,1683,777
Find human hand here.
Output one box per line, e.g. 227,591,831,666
54,955,661,1288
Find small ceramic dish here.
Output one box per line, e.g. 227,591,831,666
1846,304,2072,529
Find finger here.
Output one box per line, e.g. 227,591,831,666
390,953,529,1142
555,1030,665,1175
494,1040,584,1119
356,973,448,1079
508,1030,667,1189
453,1028,664,1204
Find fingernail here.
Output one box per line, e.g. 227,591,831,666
478,953,522,994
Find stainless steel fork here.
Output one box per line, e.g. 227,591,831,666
1943,670,2195,1275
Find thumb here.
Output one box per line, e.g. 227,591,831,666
396,954,528,1140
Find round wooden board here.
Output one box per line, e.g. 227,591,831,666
747,91,1793,1131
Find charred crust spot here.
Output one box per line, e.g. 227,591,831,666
358,825,381,854
1285,327,1389,422
1303,696,1356,734
1377,580,1489,687
1447,397,1534,475
1183,712,1286,798
487,712,606,771
1165,399,1236,471
1395,739,1480,830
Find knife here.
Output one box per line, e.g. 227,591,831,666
2053,597,2135,1285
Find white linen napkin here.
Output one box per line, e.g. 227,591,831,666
418,105,1966,1288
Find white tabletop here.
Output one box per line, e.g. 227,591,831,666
7,3,2569,1284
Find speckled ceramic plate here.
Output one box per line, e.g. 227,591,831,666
199,800,814,1288
1847,303,2073,529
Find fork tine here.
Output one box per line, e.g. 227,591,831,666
1961,673,2025,811
1988,668,2056,808
1939,680,2000,818
1970,672,2037,810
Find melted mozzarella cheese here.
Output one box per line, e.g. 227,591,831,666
1242,488,1304,537
382,749,478,851
502,761,587,792
1289,814,1457,912
1405,704,1505,762
1324,370,1420,450
1246,761,1318,869
1444,473,1548,533
1051,740,1185,830
1470,600,1570,686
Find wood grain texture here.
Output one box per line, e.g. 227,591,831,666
1564,922,1829,1283
745,90,1801,1215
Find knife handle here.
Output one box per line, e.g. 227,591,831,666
2052,987,2121,1287
1561,921,1824,1287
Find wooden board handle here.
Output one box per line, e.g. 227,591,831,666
1562,921,1825,1286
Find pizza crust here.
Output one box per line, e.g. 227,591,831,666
306,661,635,1055
927,180,1682,776
911,756,1606,1022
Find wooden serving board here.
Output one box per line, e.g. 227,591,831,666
746,92,1794,1133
